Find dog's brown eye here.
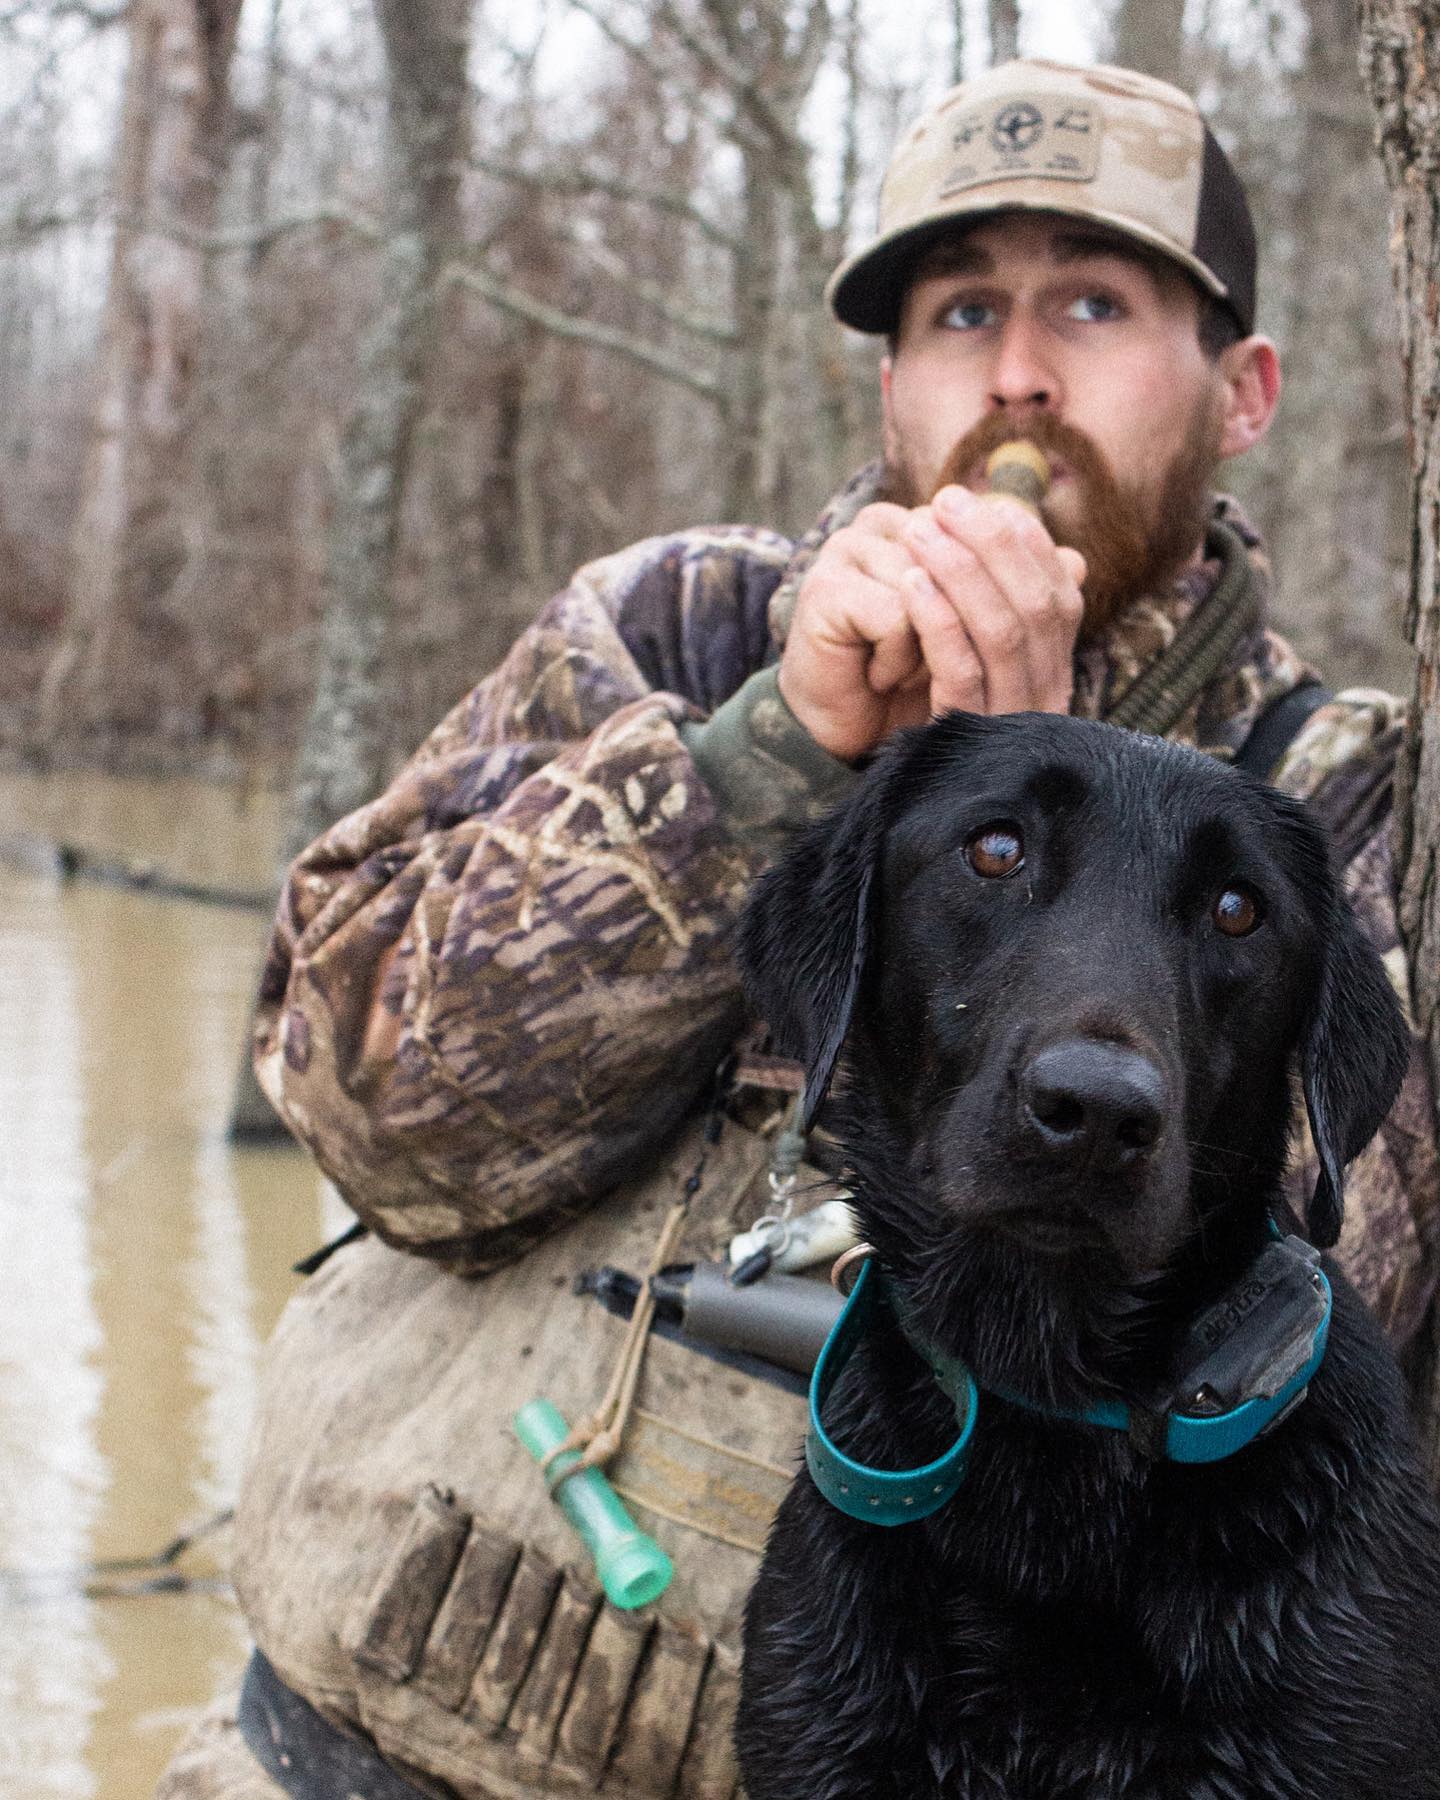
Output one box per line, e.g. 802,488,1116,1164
1213,885,1262,937
967,824,1025,879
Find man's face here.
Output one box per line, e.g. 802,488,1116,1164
881,212,1237,605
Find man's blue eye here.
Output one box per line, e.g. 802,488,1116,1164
1068,293,1121,323
943,300,995,331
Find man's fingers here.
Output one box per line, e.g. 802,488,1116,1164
803,525,927,691
904,508,1033,713
847,501,922,541
866,613,924,695
907,490,1084,714
779,509,936,759
820,505,925,593
904,568,985,715
778,484,1081,759
1057,545,1087,588
839,525,925,596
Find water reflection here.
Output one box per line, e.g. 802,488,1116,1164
0,774,331,1799
0,875,108,1798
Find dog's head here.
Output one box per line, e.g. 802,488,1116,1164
740,713,1406,1381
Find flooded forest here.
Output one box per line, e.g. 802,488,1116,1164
5,0,1440,1795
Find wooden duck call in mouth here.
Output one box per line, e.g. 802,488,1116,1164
983,439,1051,517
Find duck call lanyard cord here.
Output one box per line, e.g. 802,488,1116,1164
538,1055,737,1490
1102,520,1259,738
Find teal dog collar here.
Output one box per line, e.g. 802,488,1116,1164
806,1256,978,1525
807,1235,1331,1525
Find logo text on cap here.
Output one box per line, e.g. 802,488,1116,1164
940,96,1102,197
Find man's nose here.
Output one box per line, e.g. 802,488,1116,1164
988,311,1056,412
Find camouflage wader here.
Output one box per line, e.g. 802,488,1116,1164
158,468,1440,1797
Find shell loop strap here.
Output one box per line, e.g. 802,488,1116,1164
807,1235,1332,1527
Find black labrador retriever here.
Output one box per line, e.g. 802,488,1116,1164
736,711,1440,1800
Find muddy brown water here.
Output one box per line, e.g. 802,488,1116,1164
0,772,341,1799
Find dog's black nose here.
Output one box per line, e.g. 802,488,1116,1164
1019,1040,1165,1173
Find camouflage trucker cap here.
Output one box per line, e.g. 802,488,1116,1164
828,60,1256,337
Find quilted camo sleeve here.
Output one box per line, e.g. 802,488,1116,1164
252,532,811,1268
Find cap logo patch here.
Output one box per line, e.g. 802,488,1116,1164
940,96,1101,196
992,102,1043,153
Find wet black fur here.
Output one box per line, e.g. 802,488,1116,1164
736,712,1440,1800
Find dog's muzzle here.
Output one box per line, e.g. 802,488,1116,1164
1017,1039,1165,1176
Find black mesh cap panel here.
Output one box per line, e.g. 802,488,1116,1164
1194,125,1257,335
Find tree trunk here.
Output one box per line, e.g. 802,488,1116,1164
1266,0,1405,687
40,0,243,755
950,0,966,84
283,0,472,852
245,0,286,260
513,333,559,590
724,152,781,521
231,0,472,1141
988,0,1020,65
1358,0,1440,1476
1107,0,1187,84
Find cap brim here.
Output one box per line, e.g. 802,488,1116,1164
826,199,1233,336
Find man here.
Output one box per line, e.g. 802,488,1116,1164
159,60,1437,1800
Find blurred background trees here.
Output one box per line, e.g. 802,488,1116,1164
0,0,1418,794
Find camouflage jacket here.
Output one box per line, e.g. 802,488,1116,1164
254,465,1440,1345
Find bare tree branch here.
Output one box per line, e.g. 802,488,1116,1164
448,260,727,407
569,0,791,160
0,0,126,22
50,0,127,22
0,199,103,248
270,53,382,118
694,0,742,56
0,200,386,259
566,0,680,96
470,150,740,251
556,222,737,343
837,0,863,246
792,0,833,99
656,0,806,160
949,0,965,83
133,204,385,254
988,0,1019,63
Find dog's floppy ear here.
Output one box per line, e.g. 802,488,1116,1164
1290,815,1410,1249
738,758,901,1132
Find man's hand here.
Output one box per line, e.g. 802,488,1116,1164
778,486,1087,763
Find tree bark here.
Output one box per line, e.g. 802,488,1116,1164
244,0,286,261
1107,0,1187,85
950,0,966,85
1358,0,1440,1475
40,0,243,753
988,0,1020,66
1267,0,1404,686
680,0,839,522
725,150,782,520
232,0,473,1140
283,0,472,852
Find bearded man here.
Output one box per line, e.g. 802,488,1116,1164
158,59,1438,1800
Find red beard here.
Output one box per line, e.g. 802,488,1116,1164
885,406,1221,635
